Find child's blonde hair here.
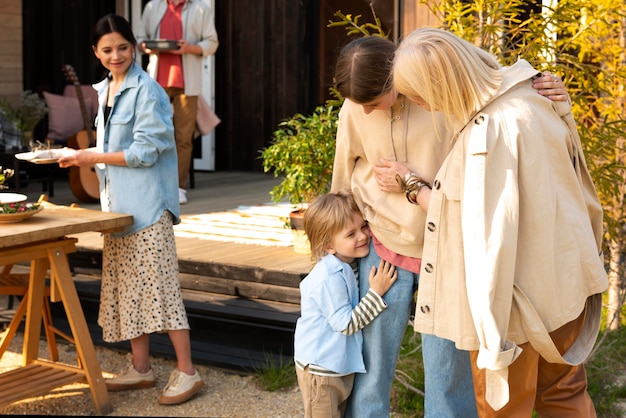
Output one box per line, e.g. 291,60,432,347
304,191,362,261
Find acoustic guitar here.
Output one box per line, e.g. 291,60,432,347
61,64,100,203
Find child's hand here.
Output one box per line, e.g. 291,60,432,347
368,260,397,296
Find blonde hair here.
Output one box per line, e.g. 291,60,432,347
304,191,362,261
393,28,502,130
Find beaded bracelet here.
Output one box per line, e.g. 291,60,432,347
396,173,431,205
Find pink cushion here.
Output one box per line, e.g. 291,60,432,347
63,85,99,119
43,92,94,140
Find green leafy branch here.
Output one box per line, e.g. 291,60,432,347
327,9,389,38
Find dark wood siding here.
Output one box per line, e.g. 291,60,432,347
0,0,23,103
213,0,314,172
22,0,116,95
213,0,397,172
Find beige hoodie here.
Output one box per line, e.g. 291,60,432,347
331,97,454,258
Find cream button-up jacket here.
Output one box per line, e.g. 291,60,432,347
414,60,608,407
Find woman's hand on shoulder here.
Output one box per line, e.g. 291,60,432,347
532,71,569,102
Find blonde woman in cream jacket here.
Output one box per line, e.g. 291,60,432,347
393,28,608,417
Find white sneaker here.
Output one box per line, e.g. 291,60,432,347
178,188,188,204
158,369,204,405
105,354,156,391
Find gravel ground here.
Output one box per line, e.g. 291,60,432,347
0,331,304,417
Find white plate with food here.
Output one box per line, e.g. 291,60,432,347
15,148,74,164
0,204,44,223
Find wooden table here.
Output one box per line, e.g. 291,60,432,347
0,202,133,415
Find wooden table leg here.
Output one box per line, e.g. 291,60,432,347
23,257,49,364
0,292,28,358
47,244,112,415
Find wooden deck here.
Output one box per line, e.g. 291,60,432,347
10,169,315,370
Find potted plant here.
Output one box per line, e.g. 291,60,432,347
0,90,48,150
261,91,343,254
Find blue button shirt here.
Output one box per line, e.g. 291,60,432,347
294,254,366,375
93,62,179,236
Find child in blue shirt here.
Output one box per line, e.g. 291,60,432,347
294,191,397,418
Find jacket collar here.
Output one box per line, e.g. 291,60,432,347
93,61,142,94
495,59,542,101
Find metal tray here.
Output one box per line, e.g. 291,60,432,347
144,40,180,51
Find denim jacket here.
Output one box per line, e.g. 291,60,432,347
294,254,365,375
92,61,180,237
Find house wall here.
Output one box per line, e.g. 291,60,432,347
213,0,402,172
214,0,312,172
0,0,22,105
401,0,441,37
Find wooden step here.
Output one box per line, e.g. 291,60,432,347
69,248,307,291
7,229,312,371
69,274,300,330
46,272,299,371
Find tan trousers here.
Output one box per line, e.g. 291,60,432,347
470,311,596,417
164,87,197,190
295,366,354,418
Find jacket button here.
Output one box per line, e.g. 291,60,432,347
427,222,436,232
424,263,433,273
433,180,441,190
420,305,431,314
475,115,485,124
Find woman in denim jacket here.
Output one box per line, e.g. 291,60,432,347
59,14,203,406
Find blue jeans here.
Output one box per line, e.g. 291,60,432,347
345,241,417,418
422,334,478,418
345,241,477,418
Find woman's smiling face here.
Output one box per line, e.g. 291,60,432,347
93,31,133,77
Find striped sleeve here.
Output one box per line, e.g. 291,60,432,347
341,288,388,335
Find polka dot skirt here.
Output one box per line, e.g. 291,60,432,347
98,211,190,343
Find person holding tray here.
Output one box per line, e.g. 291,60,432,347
137,0,219,205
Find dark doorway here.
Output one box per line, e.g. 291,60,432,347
23,0,116,97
